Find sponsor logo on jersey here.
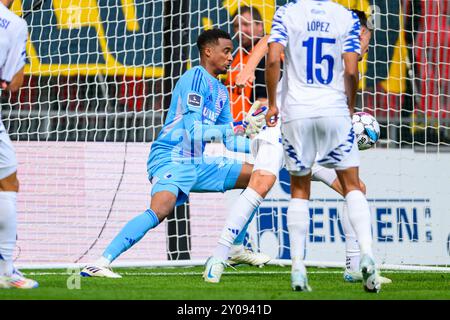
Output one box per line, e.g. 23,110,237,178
187,93,202,108
311,9,326,15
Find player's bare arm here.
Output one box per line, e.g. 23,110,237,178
343,52,359,115
235,35,270,88
265,42,283,127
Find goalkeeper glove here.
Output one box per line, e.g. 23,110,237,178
230,121,246,136
243,101,267,136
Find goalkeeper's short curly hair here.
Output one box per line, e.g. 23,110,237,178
197,29,232,55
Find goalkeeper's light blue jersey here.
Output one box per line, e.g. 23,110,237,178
149,66,246,168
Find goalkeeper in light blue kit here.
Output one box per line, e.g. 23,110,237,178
81,29,266,278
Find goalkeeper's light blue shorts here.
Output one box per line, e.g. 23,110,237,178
148,156,243,206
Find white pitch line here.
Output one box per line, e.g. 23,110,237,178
26,271,292,276
24,270,449,276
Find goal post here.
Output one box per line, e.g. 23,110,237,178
163,0,192,261
1,0,449,271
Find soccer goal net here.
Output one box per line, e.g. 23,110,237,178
1,0,449,271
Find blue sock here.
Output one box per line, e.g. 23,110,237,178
103,209,159,262
233,209,257,245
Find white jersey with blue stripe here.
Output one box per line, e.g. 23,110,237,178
269,0,361,121
0,3,28,121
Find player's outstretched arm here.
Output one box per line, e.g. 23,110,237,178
235,35,270,88
342,11,361,115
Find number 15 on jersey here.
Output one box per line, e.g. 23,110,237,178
302,37,336,85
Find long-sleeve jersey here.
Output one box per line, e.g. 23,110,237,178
149,66,250,166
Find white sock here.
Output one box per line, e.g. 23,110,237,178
228,244,245,256
287,198,309,262
213,243,230,261
345,190,373,258
215,188,263,261
0,192,17,277
292,257,307,274
341,203,360,271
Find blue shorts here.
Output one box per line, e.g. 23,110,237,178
148,156,243,206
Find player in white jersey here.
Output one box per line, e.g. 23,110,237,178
204,8,390,286
265,0,381,293
0,0,38,289
241,9,385,284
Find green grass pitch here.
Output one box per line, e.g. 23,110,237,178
0,265,448,300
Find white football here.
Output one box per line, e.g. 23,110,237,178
352,112,380,150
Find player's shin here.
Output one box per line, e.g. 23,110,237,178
345,191,381,292
232,209,255,246
287,198,309,264
287,198,311,291
213,188,263,261
0,192,17,277
101,209,160,264
344,191,373,258
342,203,360,272
227,208,272,266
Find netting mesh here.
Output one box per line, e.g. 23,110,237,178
0,0,448,267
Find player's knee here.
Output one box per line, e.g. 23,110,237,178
249,170,276,197
291,188,310,199
150,191,178,222
151,206,177,222
233,163,254,189
289,174,311,199
336,168,362,195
